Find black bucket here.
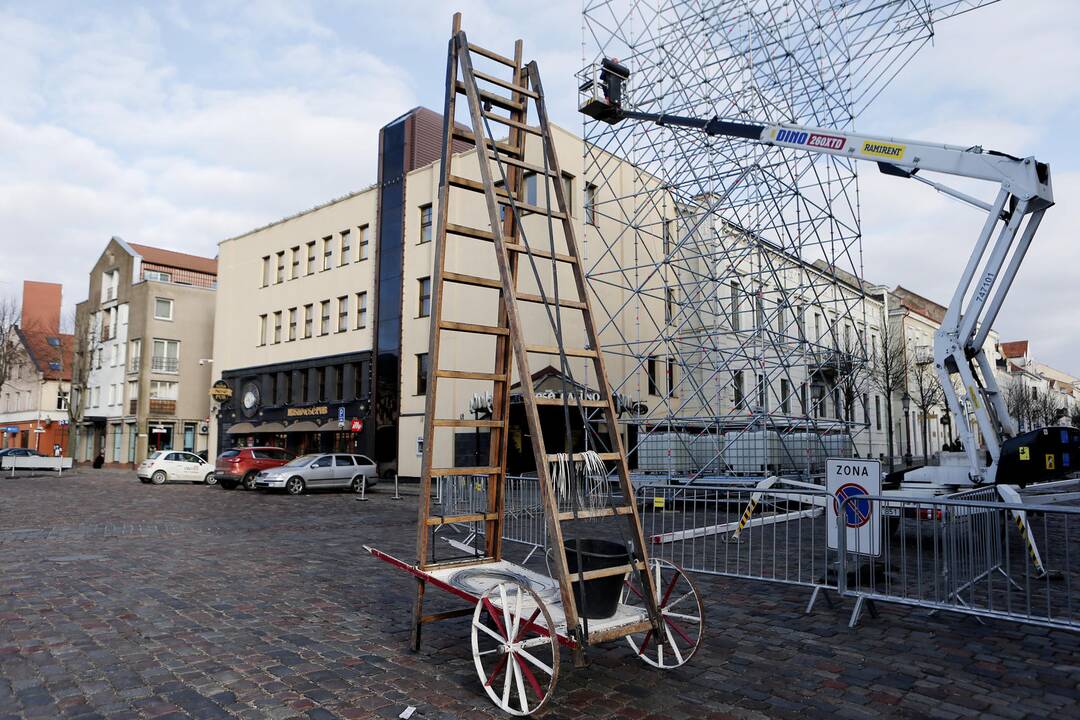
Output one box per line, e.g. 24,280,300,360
564,538,630,619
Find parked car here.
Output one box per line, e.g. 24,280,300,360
137,451,217,485
215,447,295,490
254,453,377,495
0,448,43,457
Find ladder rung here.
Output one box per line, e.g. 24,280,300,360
557,505,634,521
445,223,514,245
436,370,507,381
433,419,506,428
448,175,515,199
467,43,516,68
516,292,586,310
504,243,578,264
456,82,524,112
573,561,646,582
429,466,502,477
498,197,567,219
546,452,621,462
534,397,606,408
483,111,543,136
452,128,523,157
440,320,509,336
472,68,538,99
487,154,556,176
441,270,501,289
426,512,499,526
526,344,597,358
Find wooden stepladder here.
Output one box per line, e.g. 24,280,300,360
411,13,663,668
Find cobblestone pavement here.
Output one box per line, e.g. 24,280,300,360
2,472,1078,720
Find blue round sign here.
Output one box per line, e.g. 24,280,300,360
833,482,872,528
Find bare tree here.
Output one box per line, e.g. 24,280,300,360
1004,376,1034,432
64,307,97,460
869,318,907,471
910,359,945,463
0,294,21,392
1031,385,1065,428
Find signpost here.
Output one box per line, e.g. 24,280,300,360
337,407,346,429
826,457,881,557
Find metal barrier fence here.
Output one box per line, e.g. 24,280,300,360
636,483,837,609
434,474,549,558
838,494,1080,631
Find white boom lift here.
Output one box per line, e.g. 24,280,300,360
581,59,1078,494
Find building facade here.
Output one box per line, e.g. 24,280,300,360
74,238,216,466
0,281,73,454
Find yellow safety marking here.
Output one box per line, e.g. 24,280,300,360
967,385,982,410
1019,446,1030,461
1013,514,1045,573
736,498,759,532
653,497,666,509
1045,454,1056,470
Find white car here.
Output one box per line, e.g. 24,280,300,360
137,450,217,485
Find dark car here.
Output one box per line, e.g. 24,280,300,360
215,447,295,490
0,448,43,457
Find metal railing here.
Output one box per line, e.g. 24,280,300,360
433,474,549,559
151,356,178,372
838,493,1080,632
637,483,836,605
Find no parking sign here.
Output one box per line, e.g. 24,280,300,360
826,457,881,556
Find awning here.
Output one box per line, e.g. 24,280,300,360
287,420,320,432
226,422,255,435
316,420,341,432
257,422,287,433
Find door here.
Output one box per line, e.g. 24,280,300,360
165,452,192,480
183,452,209,480
354,454,376,481
308,455,334,487
333,455,355,487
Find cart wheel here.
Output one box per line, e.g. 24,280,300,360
471,581,559,716
620,558,704,669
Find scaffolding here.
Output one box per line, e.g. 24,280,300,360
580,0,998,482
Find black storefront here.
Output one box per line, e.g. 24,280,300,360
216,351,375,463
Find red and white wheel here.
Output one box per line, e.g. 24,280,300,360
471,581,560,716
620,558,704,668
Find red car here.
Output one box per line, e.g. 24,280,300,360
215,447,295,490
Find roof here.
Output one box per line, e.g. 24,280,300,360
15,327,74,381
999,340,1029,359
892,286,947,324
129,242,218,276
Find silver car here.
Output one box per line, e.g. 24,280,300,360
253,453,377,495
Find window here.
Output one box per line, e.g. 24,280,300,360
56,389,69,411
800,383,808,416
320,300,331,335
284,371,293,403
300,370,309,402
730,282,740,331
152,339,179,372
733,371,744,407
154,298,173,321
130,339,142,369
146,270,171,282
273,311,282,344
665,288,675,324
306,241,317,274
757,374,767,411
322,236,333,270
335,365,344,400
110,344,118,367
875,395,882,430
338,296,349,332
780,379,791,414
834,387,843,419
356,292,368,329
259,314,267,346
647,356,659,396
276,251,285,283
291,246,301,279
416,353,429,395
109,384,117,406
524,172,538,206
561,173,574,215
418,277,431,317
419,205,433,244
340,230,352,264
353,362,365,399
288,308,297,341
149,380,178,400
358,225,369,261
584,183,597,225
666,358,676,398
269,373,277,404
304,304,314,338
777,303,786,334
316,367,326,401
814,313,822,344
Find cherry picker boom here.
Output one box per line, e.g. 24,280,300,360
581,58,1079,491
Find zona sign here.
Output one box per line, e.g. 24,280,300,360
826,457,881,557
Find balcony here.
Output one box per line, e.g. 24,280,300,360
151,356,179,373
807,349,858,377
148,398,176,415
129,357,140,373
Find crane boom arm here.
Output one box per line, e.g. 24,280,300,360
581,61,1054,484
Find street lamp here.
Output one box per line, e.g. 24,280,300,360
901,391,912,466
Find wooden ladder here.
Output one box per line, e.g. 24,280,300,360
412,13,662,665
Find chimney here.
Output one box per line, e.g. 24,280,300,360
21,281,62,335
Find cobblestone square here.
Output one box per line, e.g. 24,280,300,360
2,472,1078,719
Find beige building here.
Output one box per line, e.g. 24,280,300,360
74,238,216,466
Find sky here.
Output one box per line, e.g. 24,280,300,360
0,0,1076,370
